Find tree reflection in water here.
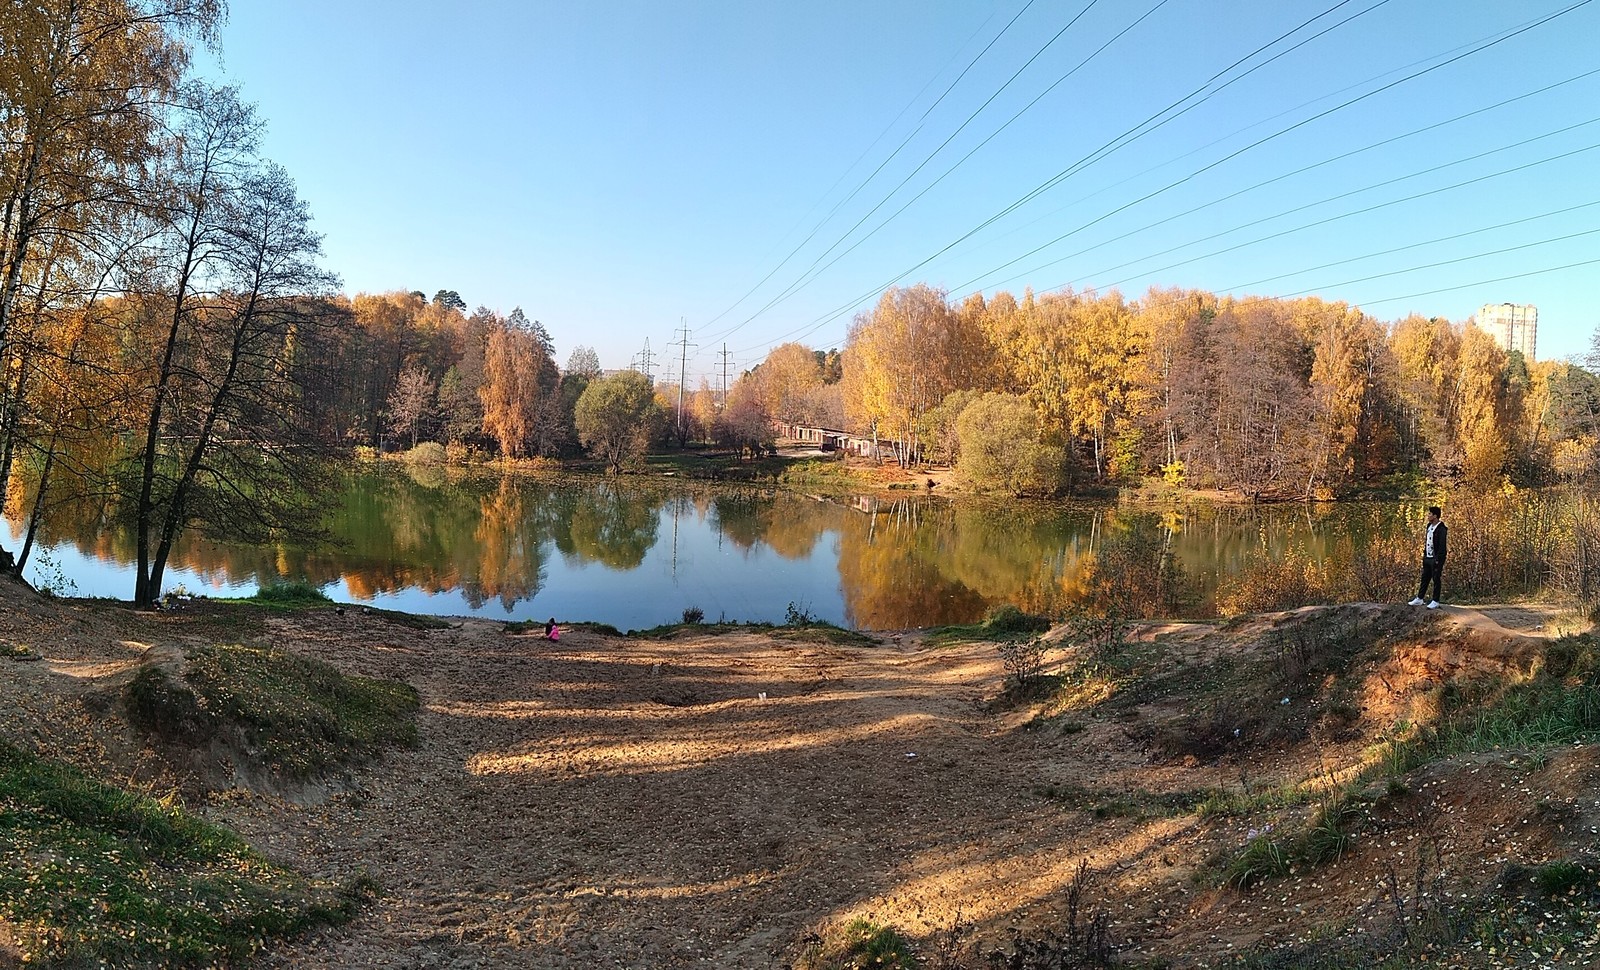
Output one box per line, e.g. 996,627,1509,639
553,484,662,570
2,467,1528,629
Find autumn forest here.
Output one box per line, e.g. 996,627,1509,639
4,3,1600,609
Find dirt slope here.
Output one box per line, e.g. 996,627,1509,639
1,579,1595,968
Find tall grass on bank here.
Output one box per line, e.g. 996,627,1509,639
1380,632,1600,775
1214,489,1600,615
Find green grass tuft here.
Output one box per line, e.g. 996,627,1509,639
247,581,333,609
0,740,371,967
927,603,1054,644
798,918,916,970
1531,859,1596,896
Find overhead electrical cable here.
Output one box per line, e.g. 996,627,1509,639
1127,256,1600,318
966,70,1600,291
730,0,1177,326
731,0,1421,353
942,17,1591,259
738,0,1592,357
936,0,1596,300
732,0,1587,361
1081,140,1600,292
1212,199,1600,294
698,2,1020,329
704,0,1109,344
723,0,1377,347
1264,226,1600,299
1339,258,1600,309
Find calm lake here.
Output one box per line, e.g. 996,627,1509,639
3,468,1429,630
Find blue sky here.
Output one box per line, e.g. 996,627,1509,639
198,0,1600,380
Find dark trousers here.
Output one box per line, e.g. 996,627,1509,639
1417,558,1444,602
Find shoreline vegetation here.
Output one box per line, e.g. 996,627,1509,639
1,575,1597,967
377,436,1429,505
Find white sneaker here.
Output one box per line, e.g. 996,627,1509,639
1408,598,1425,606
1427,600,1441,609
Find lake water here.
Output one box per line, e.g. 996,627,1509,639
3,467,1432,630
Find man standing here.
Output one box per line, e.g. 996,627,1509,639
1409,506,1448,609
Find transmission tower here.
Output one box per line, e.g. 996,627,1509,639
718,344,734,407
633,337,657,381
669,320,697,439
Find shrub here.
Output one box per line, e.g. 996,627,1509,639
1216,550,1331,616
785,601,816,627
681,606,705,624
984,603,1051,634
1088,515,1182,616
955,392,1067,496
401,441,447,466
998,638,1051,694
798,918,915,970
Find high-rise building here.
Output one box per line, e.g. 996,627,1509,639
1477,303,1537,360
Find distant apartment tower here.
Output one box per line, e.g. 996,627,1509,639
1477,303,1537,360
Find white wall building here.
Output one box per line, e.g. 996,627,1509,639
1477,303,1537,360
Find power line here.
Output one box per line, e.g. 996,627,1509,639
943,0,1596,301
1130,255,1600,319
729,0,1412,353
1213,199,1600,294
1041,122,1600,294
733,0,1595,356
940,19,1581,262
970,70,1600,292
1348,258,1600,310
705,0,1115,345
698,1,1030,332
720,0,1177,337
1268,226,1600,299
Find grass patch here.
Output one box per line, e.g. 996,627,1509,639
1218,790,1372,890
244,581,332,610
797,918,915,970
1526,858,1597,896
0,740,372,967
1194,783,1319,818
1221,865,1600,969
126,644,420,779
641,447,796,483
1375,632,1600,776
629,619,878,646
778,459,872,492
926,603,1054,645
629,602,878,646
505,619,624,636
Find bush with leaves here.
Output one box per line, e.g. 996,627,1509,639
998,638,1051,695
